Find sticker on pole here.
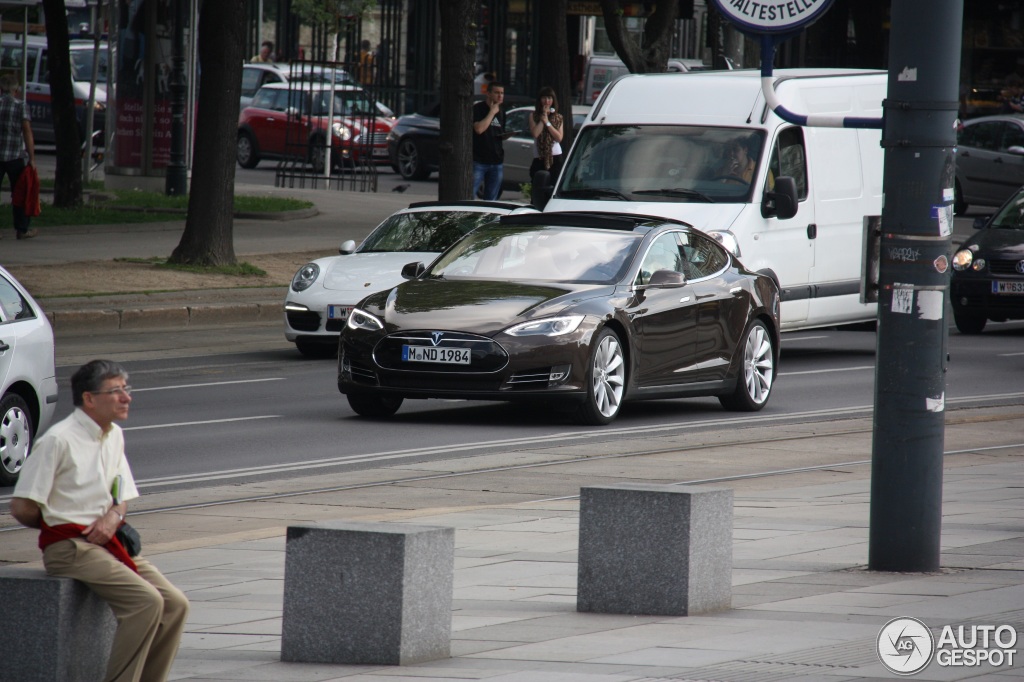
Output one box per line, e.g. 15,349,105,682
710,0,836,34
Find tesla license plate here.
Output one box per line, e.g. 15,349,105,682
992,281,1024,295
328,305,353,320
402,345,471,364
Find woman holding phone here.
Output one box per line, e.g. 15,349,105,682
528,86,565,182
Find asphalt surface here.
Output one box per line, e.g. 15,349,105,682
2,181,1022,681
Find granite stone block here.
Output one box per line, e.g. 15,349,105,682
577,483,732,616
281,520,455,665
0,567,116,682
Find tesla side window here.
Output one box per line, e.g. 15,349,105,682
635,233,685,286
680,232,729,279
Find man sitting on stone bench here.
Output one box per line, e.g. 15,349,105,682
10,359,189,682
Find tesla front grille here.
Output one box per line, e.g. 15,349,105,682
287,310,321,332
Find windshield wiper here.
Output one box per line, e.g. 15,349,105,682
558,187,632,201
633,188,714,202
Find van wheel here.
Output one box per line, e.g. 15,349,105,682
237,132,260,168
953,180,967,216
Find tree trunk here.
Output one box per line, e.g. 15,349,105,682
41,0,83,208
169,0,246,266
437,0,476,202
599,0,680,74
538,0,574,152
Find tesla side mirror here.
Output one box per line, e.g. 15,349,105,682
401,262,425,279
972,216,990,229
531,170,553,210
647,269,686,287
762,176,798,220
339,239,356,254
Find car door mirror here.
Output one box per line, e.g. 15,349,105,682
762,176,798,220
647,269,686,287
339,239,356,254
972,216,990,229
401,262,425,279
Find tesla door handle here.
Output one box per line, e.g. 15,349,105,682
679,296,691,303
807,223,818,239
0,341,8,352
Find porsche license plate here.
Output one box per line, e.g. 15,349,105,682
402,345,471,364
992,281,1024,295
328,305,353,320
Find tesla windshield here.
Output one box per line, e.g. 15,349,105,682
557,125,768,202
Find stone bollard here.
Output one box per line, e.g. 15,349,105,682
577,483,732,616
0,567,116,682
281,520,455,665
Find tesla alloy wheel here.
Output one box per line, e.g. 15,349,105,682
720,320,775,412
0,393,33,487
577,328,626,425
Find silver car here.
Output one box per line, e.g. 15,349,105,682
955,114,1024,215
503,105,592,189
0,266,58,487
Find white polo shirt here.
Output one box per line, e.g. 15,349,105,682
14,408,139,527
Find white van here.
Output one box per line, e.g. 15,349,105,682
578,55,710,105
545,68,886,331
0,36,107,144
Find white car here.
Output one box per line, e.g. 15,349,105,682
0,266,58,487
284,200,537,357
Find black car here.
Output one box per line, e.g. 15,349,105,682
387,102,441,180
338,212,781,425
951,188,1024,333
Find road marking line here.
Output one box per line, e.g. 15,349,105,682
124,415,281,431
131,378,285,392
780,365,874,376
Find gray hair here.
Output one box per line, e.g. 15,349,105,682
71,359,128,406
0,74,20,95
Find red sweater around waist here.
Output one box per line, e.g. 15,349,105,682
39,522,138,573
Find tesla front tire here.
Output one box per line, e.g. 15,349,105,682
719,320,775,412
0,392,33,487
576,328,626,426
348,394,404,418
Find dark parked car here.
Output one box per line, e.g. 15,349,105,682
338,212,780,424
954,114,1024,215
237,83,393,171
387,103,591,182
951,186,1024,333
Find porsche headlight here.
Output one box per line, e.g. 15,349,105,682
504,315,585,337
290,263,320,292
347,307,384,331
951,249,973,271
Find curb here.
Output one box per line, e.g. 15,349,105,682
45,302,281,335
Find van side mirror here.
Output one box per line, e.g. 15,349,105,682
531,170,554,210
401,262,425,279
339,239,356,255
762,176,798,220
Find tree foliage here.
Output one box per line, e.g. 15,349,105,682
168,0,246,266
437,0,476,201
598,0,680,73
290,0,376,26
41,0,83,208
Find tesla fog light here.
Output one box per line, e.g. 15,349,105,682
548,364,571,385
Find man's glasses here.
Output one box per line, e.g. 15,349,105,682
90,385,132,397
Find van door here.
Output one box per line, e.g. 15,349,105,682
759,126,813,325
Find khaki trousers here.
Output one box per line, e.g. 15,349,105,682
43,538,189,682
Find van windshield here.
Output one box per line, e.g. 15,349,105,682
71,49,108,84
556,125,767,203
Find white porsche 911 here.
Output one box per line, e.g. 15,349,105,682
284,200,536,357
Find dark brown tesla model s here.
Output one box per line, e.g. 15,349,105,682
338,212,781,425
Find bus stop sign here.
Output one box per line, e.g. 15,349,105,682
710,0,836,35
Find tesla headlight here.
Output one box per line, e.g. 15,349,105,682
951,248,973,271
291,263,320,292
331,122,352,141
707,230,741,257
347,307,384,331
504,315,585,337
